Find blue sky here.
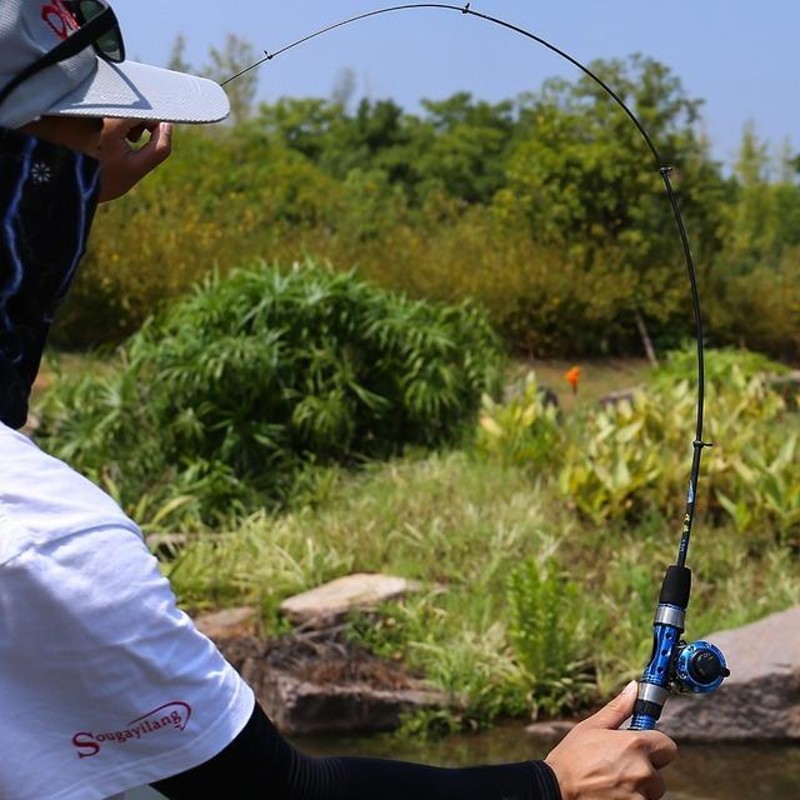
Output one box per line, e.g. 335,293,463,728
115,1,798,170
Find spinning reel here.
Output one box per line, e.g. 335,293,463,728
631,565,730,730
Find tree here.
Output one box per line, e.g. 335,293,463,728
495,55,728,354
413,93,516,203
721,123,800,272
330,67,357,110
203,34,259,125
256,97,345,163
167,34,191,73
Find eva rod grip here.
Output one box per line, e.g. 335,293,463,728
658,565,691,609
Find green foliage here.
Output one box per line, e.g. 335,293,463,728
506,558,595,717
705,250,800,361
557,389,679,524
48,54,799,359
54,127,344,347
202,34,259,125
703,124,800,360
652,345,788,388
475,371,561,470
498,55,724,349
38,352,796,731
555,348,798,542
351,599,531,731
38,262,503,523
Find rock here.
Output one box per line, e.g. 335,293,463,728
766,370,800,408
525,720,575,742
194,606,260,640
280,573,420,627
658,606,800,742
192,576,442,735
216,631,448,736
256,673,445,736
598,388,638,409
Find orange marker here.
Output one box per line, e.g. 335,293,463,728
565,365,581,395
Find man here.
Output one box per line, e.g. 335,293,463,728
0,2,677,798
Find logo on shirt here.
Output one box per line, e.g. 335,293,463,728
72,701,192,759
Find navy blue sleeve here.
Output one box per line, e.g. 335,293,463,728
153,703,562,800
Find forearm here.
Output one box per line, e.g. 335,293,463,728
153,703,561,800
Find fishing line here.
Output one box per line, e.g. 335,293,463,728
224,2,727,728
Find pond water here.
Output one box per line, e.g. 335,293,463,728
131,724,799,799
297,727,799,799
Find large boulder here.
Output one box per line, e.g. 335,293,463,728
217,633,448,736
658,606,800,742
194,574,447,736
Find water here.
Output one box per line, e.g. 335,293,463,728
295,727,800,799
131,725,799,798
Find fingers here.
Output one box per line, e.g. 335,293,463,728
640,764,667,800
643,731,678,770
97,119,174,202
626,733,675,799
545,708,677,800
577,680,638,731
145,121,174,167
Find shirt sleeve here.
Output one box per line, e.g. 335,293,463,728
153,703,563,800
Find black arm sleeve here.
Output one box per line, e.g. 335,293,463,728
152,703,562,800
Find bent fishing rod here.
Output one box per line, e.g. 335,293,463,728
225,2,730,730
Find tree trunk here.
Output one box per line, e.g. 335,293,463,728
635,308,658,366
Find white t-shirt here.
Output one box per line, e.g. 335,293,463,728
0,423,255,799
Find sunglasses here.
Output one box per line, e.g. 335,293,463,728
0,1,125,109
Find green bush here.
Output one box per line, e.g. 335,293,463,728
475,371,561,470
553,348,799,550
507,557,595,717
38,261,504,524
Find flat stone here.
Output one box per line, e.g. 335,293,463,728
658,606,800,742
598,388,638,409
194,606,260,640
280,573,419,626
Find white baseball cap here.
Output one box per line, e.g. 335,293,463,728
0,0,230,129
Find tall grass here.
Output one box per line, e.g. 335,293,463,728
163,439,798,727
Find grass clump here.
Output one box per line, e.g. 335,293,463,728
37,261,503,526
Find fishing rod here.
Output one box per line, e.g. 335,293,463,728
224,2,729,730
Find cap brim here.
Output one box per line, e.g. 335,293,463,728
47,59,230,124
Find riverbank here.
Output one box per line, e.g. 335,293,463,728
35,350,800,730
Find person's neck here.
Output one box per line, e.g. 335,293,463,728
18,115,103,158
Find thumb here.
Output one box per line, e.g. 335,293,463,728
579,680,638,731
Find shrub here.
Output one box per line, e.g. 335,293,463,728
704,249,800,361
38,261,504,524
556,347,799,549
475,371,561,471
